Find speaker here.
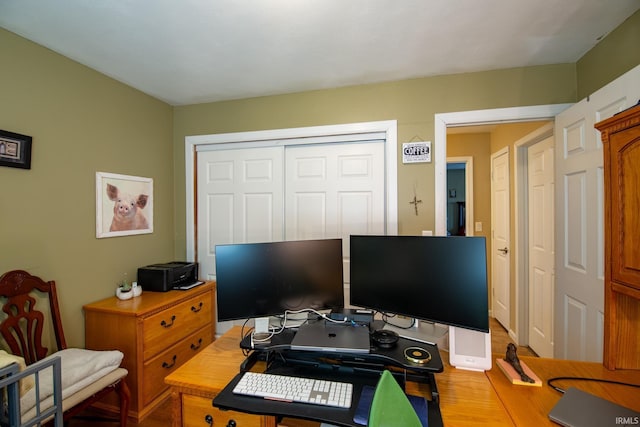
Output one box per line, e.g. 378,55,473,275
371,329,399,348
448,326,492,371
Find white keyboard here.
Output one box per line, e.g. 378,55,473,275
232,371,353,409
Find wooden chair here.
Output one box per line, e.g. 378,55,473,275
0,269,130,426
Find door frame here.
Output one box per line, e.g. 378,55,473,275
446,156,474,236
434,104,571,342
514,123,554,346
185,120,399,260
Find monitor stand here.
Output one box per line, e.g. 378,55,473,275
382,320,449,348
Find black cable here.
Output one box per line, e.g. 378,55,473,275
547,376,640,394
241,319,253,356
381,311,416,329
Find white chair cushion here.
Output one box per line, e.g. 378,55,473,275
21,367,128,423
0,350,34,396
20,348,124,417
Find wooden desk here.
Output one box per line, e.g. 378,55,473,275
165,326,276,427
486,356,640,426
166,328,640,426
166,327,511,426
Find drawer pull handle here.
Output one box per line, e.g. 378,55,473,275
205,414,213,426
161,315,176,328
191,302,204,312
162,355,177,369
191,338,203,351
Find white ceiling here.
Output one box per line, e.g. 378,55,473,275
1,1,638,106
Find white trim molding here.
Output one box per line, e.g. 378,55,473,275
434,104,572,236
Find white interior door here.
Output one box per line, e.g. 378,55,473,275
285,142,385,240
554,64,640,361
491,148,510,329
527,136,555,357
197,147,285,280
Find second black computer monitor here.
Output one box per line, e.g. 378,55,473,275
349,235,490,333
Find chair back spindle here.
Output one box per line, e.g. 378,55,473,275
0,270,67,365
0,269,130,426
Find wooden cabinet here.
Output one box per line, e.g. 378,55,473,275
84,282,215,422
596,103,640,370
182,394,268,427
165,327,275,427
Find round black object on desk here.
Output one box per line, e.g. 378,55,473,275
371,329,400,348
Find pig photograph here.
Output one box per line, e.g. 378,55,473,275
96,172,153,238
107,183,149,231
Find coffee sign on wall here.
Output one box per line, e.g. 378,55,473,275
402,141,431,163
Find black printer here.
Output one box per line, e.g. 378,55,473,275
137,262,199,292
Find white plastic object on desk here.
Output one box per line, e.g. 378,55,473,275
132,281,142,297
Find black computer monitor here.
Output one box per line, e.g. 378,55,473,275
349,235,489,333
215,239,344,322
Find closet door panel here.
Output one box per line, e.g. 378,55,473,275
285,142,385,242
197,147,284,281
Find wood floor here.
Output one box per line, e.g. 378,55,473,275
71,317,536,427
490,317,537,358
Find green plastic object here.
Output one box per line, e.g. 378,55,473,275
368,370,423,427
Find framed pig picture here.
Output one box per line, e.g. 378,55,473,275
96,172,154,238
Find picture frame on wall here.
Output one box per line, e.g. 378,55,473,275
0,129,32,169
96,171,154,238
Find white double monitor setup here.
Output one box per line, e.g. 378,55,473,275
215,235,492,371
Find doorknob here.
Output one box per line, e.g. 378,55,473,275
498,247,509,254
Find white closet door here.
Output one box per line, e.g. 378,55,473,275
527,136,555,358
196,146,284,281
284,142,386,241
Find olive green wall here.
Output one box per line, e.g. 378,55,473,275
0,29,174,348
172,64,577,256
577,9,640,100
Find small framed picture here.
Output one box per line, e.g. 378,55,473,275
0,130,32,169
96,172,154,238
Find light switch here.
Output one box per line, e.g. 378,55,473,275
475,222,482,232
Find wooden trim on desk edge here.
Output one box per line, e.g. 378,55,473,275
166,383,218,399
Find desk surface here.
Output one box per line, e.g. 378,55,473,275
486,355,640,426
166,327,640,427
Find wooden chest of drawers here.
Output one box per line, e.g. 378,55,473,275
84,282,215,422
